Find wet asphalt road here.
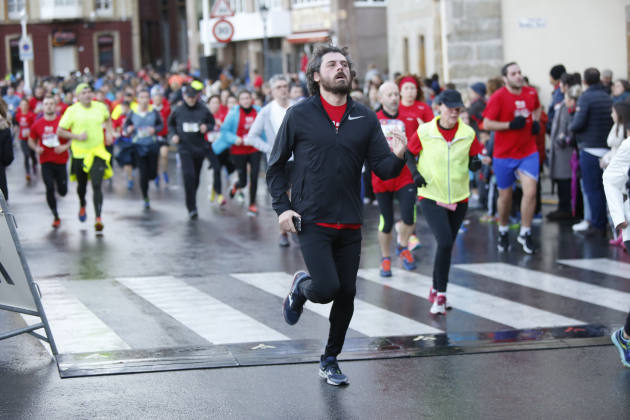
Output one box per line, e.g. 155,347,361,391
1,155,630,419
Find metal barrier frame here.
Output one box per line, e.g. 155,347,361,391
0,192,58,355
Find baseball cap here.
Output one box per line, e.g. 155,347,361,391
184,80,204,97
75,83,90,95
439,89,464,108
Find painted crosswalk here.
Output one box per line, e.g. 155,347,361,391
117,276,289,344
454,263,630,312
18,258,630,355
21,279,129,354
231,272,442,336
358,268,585,329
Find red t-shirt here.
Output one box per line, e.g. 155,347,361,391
30,115,68,164
320,95,346,131
230,107,258,155
398,101,434,141
371,109,414,193
151,98,171,137
482,86,540,159
16,108,36,141
317,95,361,230
55,101,68,116
29,96,43,113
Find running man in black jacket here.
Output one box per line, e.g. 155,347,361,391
168,81,214,219
267,45,407,386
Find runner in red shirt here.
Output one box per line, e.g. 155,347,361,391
483,62,542,255
28,86,45,114
394,74,433,251
15,98,37,181
28,96,70,228
151,87,172,186
371,81,417,276
224,90,261,215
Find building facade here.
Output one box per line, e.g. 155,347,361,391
199,0,388,83
0,0,142,78
388,0,630,104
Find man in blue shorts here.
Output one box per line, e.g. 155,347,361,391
483,62,542,254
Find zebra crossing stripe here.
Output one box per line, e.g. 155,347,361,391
454,263,630,313
231,272,442,336
21,280,130,354
117,276,288,344
557,258,630,280
358,268,585,329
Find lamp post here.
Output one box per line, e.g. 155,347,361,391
260,4,269,81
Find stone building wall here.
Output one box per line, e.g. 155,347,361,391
443,0,503,89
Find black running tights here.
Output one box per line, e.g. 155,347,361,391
297,223,362,358
419,198,468,293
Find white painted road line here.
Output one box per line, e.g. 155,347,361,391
358,268,585,329
455,263,630,313
557,258,630,280
117,276,288,344
21,279,130,354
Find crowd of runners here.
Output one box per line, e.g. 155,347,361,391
1,48,629,376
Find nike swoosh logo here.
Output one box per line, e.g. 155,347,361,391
347,115,365,120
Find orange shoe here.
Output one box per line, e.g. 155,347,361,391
78,206,87,222
25,174,31,182
380,257,392,277
400,248,416,270
52,218,61,229
95,217,104,232
247,204,258,215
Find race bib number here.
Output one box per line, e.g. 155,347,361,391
137,127,152,138
182,122,200,133
380,119,405,150
42,133,60,148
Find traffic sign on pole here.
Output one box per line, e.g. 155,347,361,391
212,18,235,43
19,36,33,61
210,0,235,18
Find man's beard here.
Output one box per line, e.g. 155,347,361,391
320,73,352,95
507,79,523,90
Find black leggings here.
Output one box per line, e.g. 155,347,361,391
419,198,468,292
232,152,261,205
20,140,37,175
375,183,417,233
137,149,159,200
71,157,106,217
41,162,68,218
297,223,362,358
180,152,205,212
208,148,235,195
0,166,7,201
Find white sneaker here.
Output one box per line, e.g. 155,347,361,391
572,220,589,232
430,295,447,315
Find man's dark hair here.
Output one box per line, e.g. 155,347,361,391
550,64,566,81
583,68,601,86
501,62,518,77
306,45,356,96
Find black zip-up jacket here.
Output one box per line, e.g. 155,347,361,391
167,100,214,157
266,95,405,224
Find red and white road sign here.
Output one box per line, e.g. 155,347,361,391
211,0,235,18
212,18,234,43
